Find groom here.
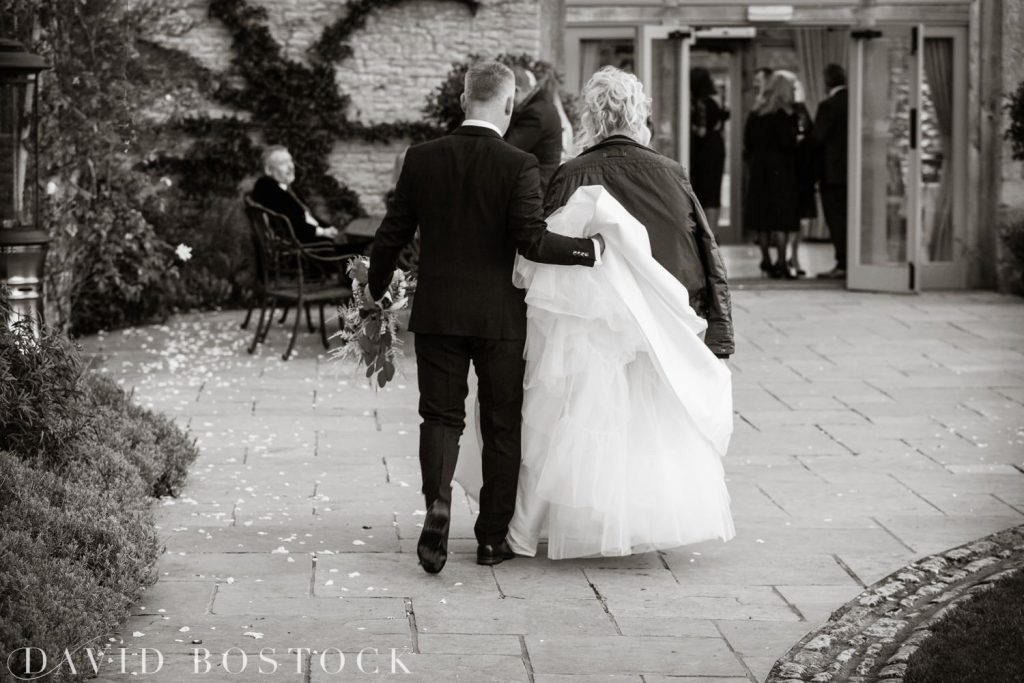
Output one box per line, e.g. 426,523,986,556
366,61,604,573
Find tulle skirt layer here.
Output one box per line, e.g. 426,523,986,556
508,186,735,559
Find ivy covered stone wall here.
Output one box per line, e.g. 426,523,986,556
155,0,545,214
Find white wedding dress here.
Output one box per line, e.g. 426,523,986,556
455,186,735,559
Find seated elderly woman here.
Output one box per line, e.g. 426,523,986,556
543,67,734,359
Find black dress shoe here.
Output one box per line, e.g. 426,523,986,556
417,500,450,574
477,540,516,566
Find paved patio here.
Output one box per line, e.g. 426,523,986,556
81,289,1024,682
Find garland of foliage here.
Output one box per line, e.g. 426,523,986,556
159,0,480,222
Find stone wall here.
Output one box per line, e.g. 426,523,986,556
329,140,407,216
155,0,543,213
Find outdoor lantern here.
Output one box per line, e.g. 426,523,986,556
0,38,49,336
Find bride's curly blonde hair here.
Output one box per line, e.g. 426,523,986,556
575,67,652,151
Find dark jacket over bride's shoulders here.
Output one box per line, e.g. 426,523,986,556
543,135,734,358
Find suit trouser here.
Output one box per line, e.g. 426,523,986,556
414,333,526,546
820,183,848,269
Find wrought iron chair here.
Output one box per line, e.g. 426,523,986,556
243,196,355,360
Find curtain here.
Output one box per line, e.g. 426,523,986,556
924,38,954,262
795,28,849,118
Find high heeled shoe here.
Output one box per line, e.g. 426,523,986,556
787,258,806,279
771,262,796,280
759,258,772,277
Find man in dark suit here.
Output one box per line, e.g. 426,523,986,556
814,64,849,278
504,66,563,194
366,61,603,573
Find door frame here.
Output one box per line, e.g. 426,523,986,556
637,24,692,166
847,24,924,293
564,25,637,94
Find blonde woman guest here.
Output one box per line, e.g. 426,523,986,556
778,70,818,278
743,71,801,278
499,66,735,559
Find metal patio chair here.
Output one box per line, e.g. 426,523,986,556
243,196,355,360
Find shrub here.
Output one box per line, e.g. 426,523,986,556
999,209,1024,296
0,449,160,682
144,193,255,314
0,309,86,462
1007,78,1024,162
423,53,570,134
0,313,199,679
85,373,198,498
47,183,177,337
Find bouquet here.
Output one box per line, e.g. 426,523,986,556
331,257,415,388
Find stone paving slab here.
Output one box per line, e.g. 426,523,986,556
526,634,746,677
108,613,411,654
79,291,1024,681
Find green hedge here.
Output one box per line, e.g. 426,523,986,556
0,314,199,680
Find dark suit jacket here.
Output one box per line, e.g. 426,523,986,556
813,87,848,186
368,125,597,340
544,136,734,358
504,89,563,193
251,176,325,243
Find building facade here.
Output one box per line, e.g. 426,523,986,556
160,0,1023,291
560,0,1023,290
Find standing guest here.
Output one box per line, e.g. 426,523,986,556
251,146,339,244
544,67,733,360
753,67,773,107
689,67,730,234
779,70,817,278
505,66,563,194
747,66,773,271
814,63,849,279
743,72,801,279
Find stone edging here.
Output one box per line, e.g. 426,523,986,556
766,524,1024,683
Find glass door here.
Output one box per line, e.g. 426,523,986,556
638,25,692,166
847,25,923,293
917,27,968,288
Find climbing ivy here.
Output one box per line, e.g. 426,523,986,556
164,0,481,221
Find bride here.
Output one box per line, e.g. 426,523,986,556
457,67,735,559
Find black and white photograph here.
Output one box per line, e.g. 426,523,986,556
1,0,1024,681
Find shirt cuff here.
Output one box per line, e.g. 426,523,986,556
370,287,392,309
592,238,603,266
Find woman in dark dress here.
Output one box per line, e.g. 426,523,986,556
690,67,730,234
743,72,801,278
783,72,818,278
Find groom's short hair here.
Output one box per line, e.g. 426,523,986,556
465,61,514,103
